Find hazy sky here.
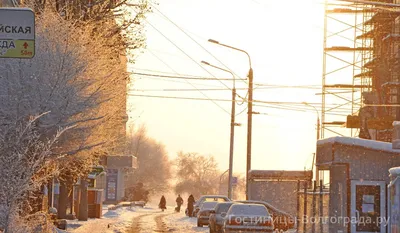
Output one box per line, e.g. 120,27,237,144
127,0,334,174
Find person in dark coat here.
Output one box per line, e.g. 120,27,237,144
159,195,167,212
176,194,184,212
187,194,195,217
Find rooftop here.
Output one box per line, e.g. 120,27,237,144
317,136,400,154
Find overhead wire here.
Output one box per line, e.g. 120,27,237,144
137,9,238,96
150,3,249,85
149,3,252,116
129,93,353,118
146,2,350,116
132,72,241,81
129,94,353,112
143,46,231,114
133,70,323,89
143,50,248,114
132,2,365,121
129,86,326,91
133,75,225,88
131,87,260,92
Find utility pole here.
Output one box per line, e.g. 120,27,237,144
246,68,253,200
201,60,238,200
317,116,320,141
302,102,321,183
228,87,236,199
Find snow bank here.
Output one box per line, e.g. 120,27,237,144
67,205,139,233
389,167,400,176
164,211,208,233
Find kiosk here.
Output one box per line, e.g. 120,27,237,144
317,137,400,233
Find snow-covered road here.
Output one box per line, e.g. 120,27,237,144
66,205,297,232
66,205,209,233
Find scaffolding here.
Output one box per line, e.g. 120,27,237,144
322,0,400,141
321,3,373,139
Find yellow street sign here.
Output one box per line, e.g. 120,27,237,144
0,8,35,58
0,39,34,58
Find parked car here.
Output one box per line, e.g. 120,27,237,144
222,203,274,233
209,202,235,233
191,195,231,217
197,201,219,227
237,200,295,231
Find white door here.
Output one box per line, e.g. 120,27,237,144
351,180,386,233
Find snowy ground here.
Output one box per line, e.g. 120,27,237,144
66,205,141,233
65,205,208,233
65,204,296,233
163,210,208,233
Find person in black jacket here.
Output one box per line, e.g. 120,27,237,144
159,195,166,212
187,194,195,217
175,194,184,212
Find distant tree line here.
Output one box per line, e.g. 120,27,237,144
174,152,245,200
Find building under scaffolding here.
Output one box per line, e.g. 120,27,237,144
322,0,400,142
317,2,400,233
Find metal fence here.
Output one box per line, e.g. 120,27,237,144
297,180,330,233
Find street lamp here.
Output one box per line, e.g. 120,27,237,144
208,39,253,200
302,102,321,183
201,60,237,200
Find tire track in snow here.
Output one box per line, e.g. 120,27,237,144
154,212,175,232
127,213,152,233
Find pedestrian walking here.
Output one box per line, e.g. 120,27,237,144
159,195,166,212
175,194,184,212
187,194,195,217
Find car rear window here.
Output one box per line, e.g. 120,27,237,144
204,197,228,202
201,202,218,209
216,203,234,213
228,204,268,216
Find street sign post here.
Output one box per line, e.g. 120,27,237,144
232,176,238,186
0,8,35,58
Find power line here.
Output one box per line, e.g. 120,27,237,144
129,94,233,102
143,48,190,61
236,107,248,116
133,76,225,88
133,69,322,89
130,88,248,92
132,72,241,81
254,103,350,116
129,86,320,92
129,93,346,106
144,46,231,114
254,84,321,89
129,94,351,116
150,3,248,85
140,11,235,92
132,68,238,81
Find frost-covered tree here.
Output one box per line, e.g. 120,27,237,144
0,10,117,231
0,0,150,228
126,125,172,194
0,115,66,232
174,152,220,197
